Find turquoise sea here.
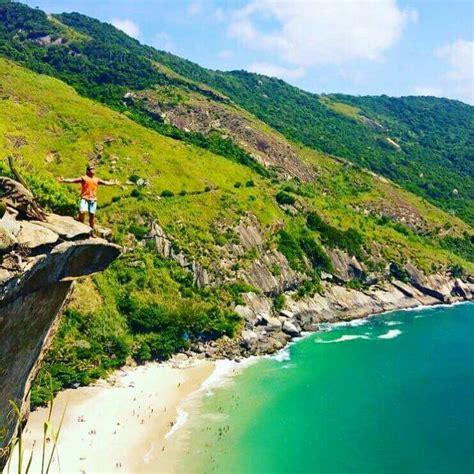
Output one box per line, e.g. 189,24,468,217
179,303,474,474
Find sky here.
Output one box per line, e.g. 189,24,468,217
23,0,474,104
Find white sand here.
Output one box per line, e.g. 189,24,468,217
6,360,214,474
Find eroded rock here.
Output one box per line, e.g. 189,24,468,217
0,207,120,466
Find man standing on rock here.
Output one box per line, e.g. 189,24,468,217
57,165,119,228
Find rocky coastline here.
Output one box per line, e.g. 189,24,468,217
149,217,473,361
185,272,473,361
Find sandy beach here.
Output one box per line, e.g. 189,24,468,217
6,359,215,474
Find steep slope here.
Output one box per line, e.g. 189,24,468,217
0,55,472,407
0,3,472,223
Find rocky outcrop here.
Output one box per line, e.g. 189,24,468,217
0,210,120,465
327,249,366,282
241,250,303,295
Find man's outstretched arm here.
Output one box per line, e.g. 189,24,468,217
98,178,121,186
57,176,82,184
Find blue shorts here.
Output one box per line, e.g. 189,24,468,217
79,198,97,214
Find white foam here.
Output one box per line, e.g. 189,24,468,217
165,406,188,439
163,359,247,440
199,359,239,396
315,334,369,344
378,329,402,339
330,318,370,329
271,347,291,362
266,331,312,363
385,320,402,326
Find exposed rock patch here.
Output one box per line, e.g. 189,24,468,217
126,90,317,182
327,249,366,282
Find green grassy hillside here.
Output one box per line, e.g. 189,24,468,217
0,56,472,405
0,2,472,223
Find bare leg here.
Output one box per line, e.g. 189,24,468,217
78,212,86,223
89,213,95,228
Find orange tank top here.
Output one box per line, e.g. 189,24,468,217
81,176,99,200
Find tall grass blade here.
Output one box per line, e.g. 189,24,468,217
42,373,54,474
25,441,35,474
45,400,68,474
8,402,22,474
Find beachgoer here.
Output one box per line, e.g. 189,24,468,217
57,165,120,228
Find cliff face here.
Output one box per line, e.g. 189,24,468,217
0,210,120,464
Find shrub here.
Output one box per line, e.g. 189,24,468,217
276,191,295,206
449,264,464,278
296,274,322,299
128,174,141,183
234,181,242,188
129,223,148,240
160,189,174,198
277,230,304,270
274,293,285,311
389,263,410,283
270,264,281,276
299,235,332,272
306,212,363,258
245,180,255,187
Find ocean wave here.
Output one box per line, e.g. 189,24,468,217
165,406,189,439
378,329,402,339
315,334,369,344
266,332,312,363
199,360,239,396
271,347,291,362
330,318,371,329
384,320,402,326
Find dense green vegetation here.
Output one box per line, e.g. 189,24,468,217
0,2,472,223
307,212,363,259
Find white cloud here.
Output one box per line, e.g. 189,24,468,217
153,32,176,53
110,18,140,39
228,0,417,68
248,62,305,79
436,40,474,81
217,49,234,59
415,40,474,104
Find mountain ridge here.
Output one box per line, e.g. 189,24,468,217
0,2,472,223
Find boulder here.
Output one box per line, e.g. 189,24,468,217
17,222,58,249
0,227,16,253
241,329,258,349
262,315,282,332
150,221,172,258
36,214,91,240
282,320,301,337
0,211,21,237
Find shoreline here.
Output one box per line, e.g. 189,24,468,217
7,360,215,474
5,299,472,474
